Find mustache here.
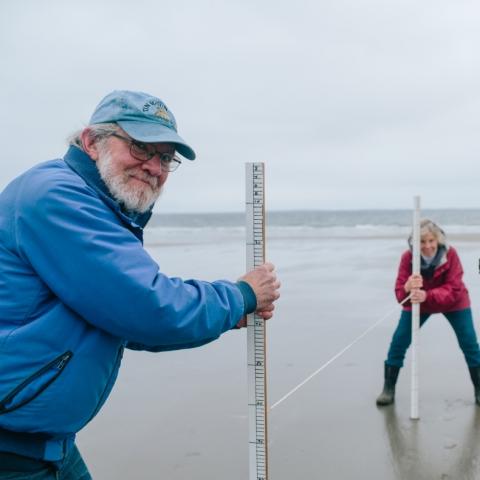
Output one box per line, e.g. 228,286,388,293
125,168,160,190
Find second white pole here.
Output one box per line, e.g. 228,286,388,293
410,195,421,420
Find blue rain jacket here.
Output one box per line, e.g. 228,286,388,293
0,146,247,461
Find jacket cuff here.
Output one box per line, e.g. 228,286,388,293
236,281,257,315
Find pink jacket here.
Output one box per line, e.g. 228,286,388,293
395,246,470,314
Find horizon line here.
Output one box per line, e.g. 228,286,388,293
153,206,480,215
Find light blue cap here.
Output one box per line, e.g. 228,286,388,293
89,90,196,160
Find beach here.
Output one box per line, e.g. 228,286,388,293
77,215,480,479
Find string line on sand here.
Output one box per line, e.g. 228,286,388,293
269,294,412,411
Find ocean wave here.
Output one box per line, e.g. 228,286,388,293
144,223,480,244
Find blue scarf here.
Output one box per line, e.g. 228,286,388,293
420,245,446,279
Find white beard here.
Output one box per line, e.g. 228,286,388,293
96,150,163,213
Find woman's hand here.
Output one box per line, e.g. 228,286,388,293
404,274,423,293
410,289,427,304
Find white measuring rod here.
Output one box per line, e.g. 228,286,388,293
410,195,421,420
245,162,268,480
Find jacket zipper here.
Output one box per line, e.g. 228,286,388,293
0,351,73,414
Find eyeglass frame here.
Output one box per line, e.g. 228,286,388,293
109,132,182,172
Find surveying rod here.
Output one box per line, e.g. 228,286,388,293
245,163,268,480
410,195,421,420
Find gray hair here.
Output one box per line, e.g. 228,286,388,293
408,218,447,248
67,123,120,151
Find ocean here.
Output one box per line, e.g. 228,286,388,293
146,208,480,238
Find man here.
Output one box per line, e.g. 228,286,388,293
0,90,280,479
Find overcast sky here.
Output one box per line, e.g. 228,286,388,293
1,0,479,212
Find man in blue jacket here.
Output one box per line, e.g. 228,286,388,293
0,90,280,479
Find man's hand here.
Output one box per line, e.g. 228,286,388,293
237,262,280,324
404,274,423,293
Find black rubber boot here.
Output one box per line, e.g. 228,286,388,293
376,364,400,406
468,367,480,406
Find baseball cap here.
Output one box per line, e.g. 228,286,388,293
89,90,196,160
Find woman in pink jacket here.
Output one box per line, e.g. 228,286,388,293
376,219,480,406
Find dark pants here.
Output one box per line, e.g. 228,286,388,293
0,444,91,480
386,308,480,368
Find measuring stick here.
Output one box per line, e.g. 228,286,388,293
410,195,421,420
245,163,268,480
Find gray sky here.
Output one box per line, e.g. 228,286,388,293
1,0,479,212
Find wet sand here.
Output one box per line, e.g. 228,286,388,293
78,230,480,479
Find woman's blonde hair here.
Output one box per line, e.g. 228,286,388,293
408,218,447,248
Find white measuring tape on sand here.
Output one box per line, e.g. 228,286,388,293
270,294,412,411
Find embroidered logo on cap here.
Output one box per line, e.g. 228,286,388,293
154,106,171,122
141,99,174,126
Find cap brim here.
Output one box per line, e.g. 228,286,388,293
117,120,196,160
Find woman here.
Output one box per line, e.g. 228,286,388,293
376,219,480,406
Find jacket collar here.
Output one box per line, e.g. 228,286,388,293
63,146,153,229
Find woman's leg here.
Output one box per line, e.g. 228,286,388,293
386,310,430,367
377,310,430,406
445,308,480,367
445,308,480,405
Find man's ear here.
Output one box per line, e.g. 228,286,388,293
80,128,100,161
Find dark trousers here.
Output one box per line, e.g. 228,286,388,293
386,308,480,368
0,444,91,480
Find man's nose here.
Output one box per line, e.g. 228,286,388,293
141,157,166,177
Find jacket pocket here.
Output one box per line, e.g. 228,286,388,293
0,351,73,414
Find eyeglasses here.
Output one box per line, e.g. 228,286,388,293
109,132,182,172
